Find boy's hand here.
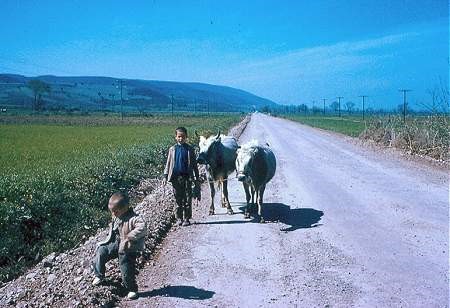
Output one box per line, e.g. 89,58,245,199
123,239,131,251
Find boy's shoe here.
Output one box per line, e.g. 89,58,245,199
176,219,184,226
182,219,191,226
127,291,138,300
92,277,103,286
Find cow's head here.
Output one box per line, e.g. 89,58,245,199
235,145,258,183
196,130,221,165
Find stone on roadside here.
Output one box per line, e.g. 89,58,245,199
47,274,56,283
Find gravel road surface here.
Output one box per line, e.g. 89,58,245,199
121,113,448,308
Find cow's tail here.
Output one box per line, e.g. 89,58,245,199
217,178,222,190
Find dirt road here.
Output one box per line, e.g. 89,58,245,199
121,113,448,307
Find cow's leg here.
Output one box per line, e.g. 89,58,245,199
209,180,215,215
243,183,251,219
250,185,256,213
220,180,226,208
222,180,234,215
258,185,266,223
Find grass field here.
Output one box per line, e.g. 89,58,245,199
1,114,238,174
283,115,367,137
0,113,243,282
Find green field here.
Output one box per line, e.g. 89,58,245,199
284,115,367,137
0,113,242,282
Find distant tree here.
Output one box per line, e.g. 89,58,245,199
98,92,107,112
261,105,271,113
330,101,339,113
312,106,321,114
28,79,51,111
298,104,308,114
345,101,355,114
137,102,147,116
419,81,449,114
397,103,412,114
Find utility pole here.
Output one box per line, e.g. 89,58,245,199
322,98,326,115
118,79,124,121
359,95,368,120
337,96,343,117
399,89,411,123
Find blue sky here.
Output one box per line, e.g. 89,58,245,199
0,0,448,110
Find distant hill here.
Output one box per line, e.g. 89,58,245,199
0,74,278,113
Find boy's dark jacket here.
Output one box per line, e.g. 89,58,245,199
98,208,147,254
164,143,199,182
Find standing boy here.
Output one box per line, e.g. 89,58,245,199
92,192,147,300
164,127,200,226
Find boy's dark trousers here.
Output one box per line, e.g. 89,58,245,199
171,175,193,220
93,238,138,292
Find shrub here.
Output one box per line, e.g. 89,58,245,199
360,115,449,161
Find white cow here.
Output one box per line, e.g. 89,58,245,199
236,140,276,223
196,131,239,215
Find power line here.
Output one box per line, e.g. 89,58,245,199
359,95,368,120
117,79,125,120
336,96,343,117
398,89,412,122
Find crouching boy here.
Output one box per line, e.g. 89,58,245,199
92,192,147,300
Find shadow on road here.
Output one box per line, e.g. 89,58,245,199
240,203,324,232
197,202,323,231
139,285,215,300
195,220,252,225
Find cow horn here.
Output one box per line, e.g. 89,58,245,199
195,130,200,138
215,129,221,139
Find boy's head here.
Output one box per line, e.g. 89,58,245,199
108,192,130,218
175,127,188,144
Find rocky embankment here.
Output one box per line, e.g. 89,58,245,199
0,115,250,308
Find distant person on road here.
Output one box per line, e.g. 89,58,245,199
163,126,200,226
91,192,147,300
